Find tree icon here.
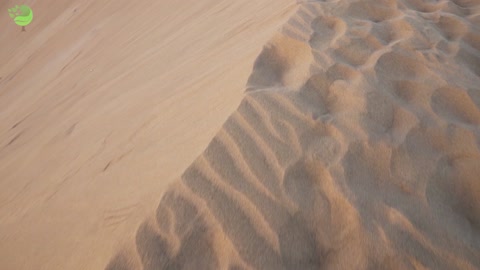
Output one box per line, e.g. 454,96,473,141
8,5,33,32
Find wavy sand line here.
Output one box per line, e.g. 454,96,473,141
107,0,480,269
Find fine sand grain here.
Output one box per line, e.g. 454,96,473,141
1,0,480,269
0,0,294,269
106,0,480,269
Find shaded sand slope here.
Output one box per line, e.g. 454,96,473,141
107,0,480,269
0,0,295,269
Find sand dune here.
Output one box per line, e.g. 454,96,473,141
107,0,480,269
0,0,295,269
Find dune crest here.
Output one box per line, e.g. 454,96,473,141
0,0,296,269
105,0,480,269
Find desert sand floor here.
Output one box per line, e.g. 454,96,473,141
0,0,295,269
1,0,480,269
106,0,480,269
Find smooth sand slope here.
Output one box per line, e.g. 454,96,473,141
0,0,295,269
107,0,480,269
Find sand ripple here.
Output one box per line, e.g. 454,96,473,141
107,0,480,268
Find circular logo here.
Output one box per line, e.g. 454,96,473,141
8,5,33,28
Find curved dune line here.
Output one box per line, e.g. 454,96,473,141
106,0,480,269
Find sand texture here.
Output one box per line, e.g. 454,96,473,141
0,0,295,269
106,0,480,269
1,0,480,269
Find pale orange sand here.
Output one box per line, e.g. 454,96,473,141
0,0,294,269
1,0,480,269
106,0,480,269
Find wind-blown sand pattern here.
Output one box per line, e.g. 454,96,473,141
0,0,295,269
107,0,480,269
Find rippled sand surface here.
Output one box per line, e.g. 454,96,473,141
0,0,293,268
1,0,480,269
108,0,480,269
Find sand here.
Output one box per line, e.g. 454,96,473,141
1,0,480,269
0,0,294,269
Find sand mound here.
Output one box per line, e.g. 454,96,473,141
107,0,480,269
0,0,295,269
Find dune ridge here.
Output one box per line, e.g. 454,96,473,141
0,0,296,269
105,0,480,269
